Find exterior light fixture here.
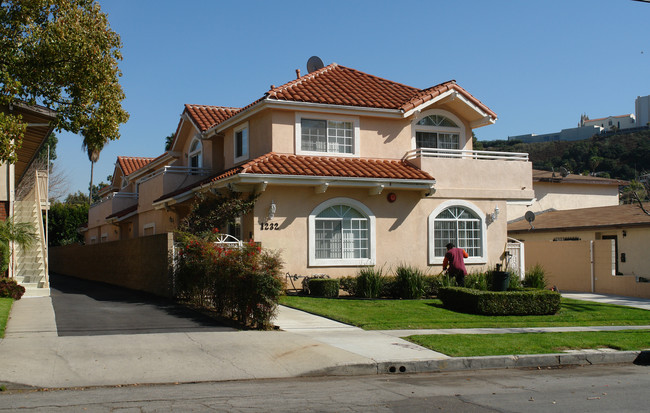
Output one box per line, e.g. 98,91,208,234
487,205,500,225
267,200,276,221
387,192,397,203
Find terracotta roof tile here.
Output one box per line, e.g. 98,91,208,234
106,204,137,220
185,104,241,131
117,156,156,176
508,203,650,233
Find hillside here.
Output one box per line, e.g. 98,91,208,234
479,129,650,181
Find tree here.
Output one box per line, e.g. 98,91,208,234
178,190,258,238
0,216,37,274
0,0,129,163
165,132,175,151
47,201,88,246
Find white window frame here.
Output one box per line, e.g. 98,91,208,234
233,122,249,164
189,136,203,168
143,223,156,236
428,200,487,265
411,109,465,150
90,236,97,244
295,113,360,157
100,232,108,243
308,197,375,266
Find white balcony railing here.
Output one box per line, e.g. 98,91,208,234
403,148,529,162
136,166,212,185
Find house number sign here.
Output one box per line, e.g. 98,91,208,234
260,222,280,230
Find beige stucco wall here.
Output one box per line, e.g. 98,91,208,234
50,233,174,297
508,182,620,221
516,233,650,298
251,186,509,277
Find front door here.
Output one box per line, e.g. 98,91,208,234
601,235,619,275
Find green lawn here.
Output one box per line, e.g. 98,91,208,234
0,298,13,338
279,296,650,330
407,330,650,357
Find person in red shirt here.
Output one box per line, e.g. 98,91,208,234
442,242,468,287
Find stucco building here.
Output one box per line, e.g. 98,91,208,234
86,63,534,276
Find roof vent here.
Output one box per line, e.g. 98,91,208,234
307,56,324,73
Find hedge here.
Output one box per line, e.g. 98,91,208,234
438,287,561,315
308,278,340,298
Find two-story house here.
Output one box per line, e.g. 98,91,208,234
86,63,534,277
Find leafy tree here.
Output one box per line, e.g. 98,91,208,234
178,190,258,238
0,0,129,163
165,132,175,151
47,201,88,246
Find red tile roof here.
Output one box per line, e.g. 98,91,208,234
508,203,650,233
182,63,496,132
184,105,241,132
106,204,137,220
117,156,156,176
154,152,434,203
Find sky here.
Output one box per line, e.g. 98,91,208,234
53,0,650,198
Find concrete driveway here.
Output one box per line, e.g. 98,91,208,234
49,273,233,336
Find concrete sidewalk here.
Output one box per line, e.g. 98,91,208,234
0,293,648,390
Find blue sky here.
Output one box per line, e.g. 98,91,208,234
54,0,650,197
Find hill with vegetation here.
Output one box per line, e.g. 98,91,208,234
477,129,650,182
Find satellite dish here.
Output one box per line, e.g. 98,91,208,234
524,211,535,230
307,56,324,73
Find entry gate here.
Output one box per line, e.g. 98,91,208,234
506,237,525,280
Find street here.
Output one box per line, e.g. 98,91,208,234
1,364,648,412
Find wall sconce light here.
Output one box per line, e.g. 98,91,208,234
267,200,276,221
622,230,627,238
487,205,500,225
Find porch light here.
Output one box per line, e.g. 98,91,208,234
487,205,499,225
267,200,276,221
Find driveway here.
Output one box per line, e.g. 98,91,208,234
49,273,234,336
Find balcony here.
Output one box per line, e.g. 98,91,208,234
88,192,138,226
404,148,534,200
137,166,212,207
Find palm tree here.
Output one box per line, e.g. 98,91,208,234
83,142,103,205
0,216,37,275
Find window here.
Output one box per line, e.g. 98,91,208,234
413,111,462,150
296,114,359,156
189,137,202,169
428,200,486,264
309,198,375,266
234,124,249,163
143,223,155,236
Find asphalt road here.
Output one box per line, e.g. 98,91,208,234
1,364,649,412
49,273,233,336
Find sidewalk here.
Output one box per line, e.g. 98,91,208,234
0,293,648,390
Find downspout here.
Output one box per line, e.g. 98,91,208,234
590,240,595,293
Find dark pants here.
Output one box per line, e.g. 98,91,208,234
449,269,465,287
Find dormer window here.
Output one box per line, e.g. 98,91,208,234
189,137,203,168
296,113,360,156
413,111,463,150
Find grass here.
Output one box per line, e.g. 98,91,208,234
407,330,650,357
279,296,650,330
0,298,13,338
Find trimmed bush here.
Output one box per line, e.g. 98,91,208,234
355,267,384,298
394,265,425,299
424,274,455,296
339,276,356,295
523,264,547,289
308,278,340,298
0,277,25,300
438,287,561,315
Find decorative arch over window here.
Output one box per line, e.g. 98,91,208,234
308,198,376,266
412,109,465,150
189,137,202,168
428,200,487,265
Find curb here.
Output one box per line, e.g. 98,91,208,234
376,350,648,375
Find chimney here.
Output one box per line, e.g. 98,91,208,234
296,69,301,79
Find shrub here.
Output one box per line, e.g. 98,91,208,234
0,277,25,300
394,265,425,299
308,278,340,298
438,287,561,315
355,267,384,298
523,264,547,289
424,273,456,296
464,271,489,291
174,235,284,329
0,241,9,275
508,272,523,290
338,276,356,295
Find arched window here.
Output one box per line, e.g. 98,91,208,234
309,198,375,266
413,110,463,150
428,200,486,264
189,138,202,168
